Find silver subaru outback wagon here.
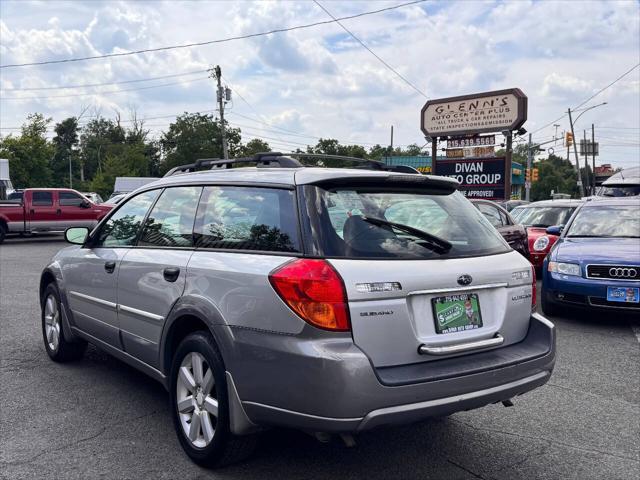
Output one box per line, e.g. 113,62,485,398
40,154,555,467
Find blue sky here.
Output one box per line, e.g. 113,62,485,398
1,0,639,168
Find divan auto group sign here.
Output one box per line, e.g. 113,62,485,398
436,158,506,200
421,89,527,138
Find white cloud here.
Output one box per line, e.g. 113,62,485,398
0,0,638,167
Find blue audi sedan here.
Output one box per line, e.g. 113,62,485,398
541,197,640,315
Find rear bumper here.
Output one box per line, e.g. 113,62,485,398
223,314,555,433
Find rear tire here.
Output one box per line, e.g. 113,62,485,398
0,223,6,244
41,283,87,362
541,291,560,317
170,332,257,468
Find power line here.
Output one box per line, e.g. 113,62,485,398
530,62,640,136
0,76,210,100
0,1,427,69
0,69,209,92
313,1,427,98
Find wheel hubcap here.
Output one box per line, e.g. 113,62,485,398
44,294,61,352
176,352,218,448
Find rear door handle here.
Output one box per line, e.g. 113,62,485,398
30,209,35,214
163,267,180,282
56,209,62,215
104,261,116,274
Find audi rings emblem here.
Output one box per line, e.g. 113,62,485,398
609,267,638,278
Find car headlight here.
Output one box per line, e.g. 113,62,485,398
533,235,550,252
548,261,581,276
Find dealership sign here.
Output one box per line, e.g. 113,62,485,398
436,158,506,200
447,135,496,148
421,89,527,137
446,146,495,158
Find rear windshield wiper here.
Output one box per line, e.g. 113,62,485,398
361,216,452,254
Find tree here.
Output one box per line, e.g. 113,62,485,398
530,154,579,200
51,117,80,187
160,113,241,173
0,113,54,188
240,138,271,156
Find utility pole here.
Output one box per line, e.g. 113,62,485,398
567,108,585,197
431,137,438,175
583,129,588,194
69,157,72,189
504,131,513,201
591,124,596,195
212,65,229,160
390,125,394,152
525,133,533,201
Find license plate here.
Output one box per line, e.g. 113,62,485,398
432,293,483,334
606,286,640,303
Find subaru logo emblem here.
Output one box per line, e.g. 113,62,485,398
457,274,473,286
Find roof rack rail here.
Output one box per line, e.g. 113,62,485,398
163,152,302,177
163,151,420,177
283,153,421,174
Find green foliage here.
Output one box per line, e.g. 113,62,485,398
240,138,271,156
530,154,580,200
0,114,54,188
51,117,80,187
160,113,242,173
0,111,431,196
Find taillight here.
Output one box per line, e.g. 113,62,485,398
269,259,351,331
531,265,537,312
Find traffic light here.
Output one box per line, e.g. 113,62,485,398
565,132,574,147
525,168,531,181
532,168,539,182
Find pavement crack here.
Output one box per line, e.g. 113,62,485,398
447,458,487,479
0,410,159,467
450,418,639,463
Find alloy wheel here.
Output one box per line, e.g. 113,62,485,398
44,294,61,352
176,352,218,448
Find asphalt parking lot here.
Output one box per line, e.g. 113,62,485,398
1,235,639,480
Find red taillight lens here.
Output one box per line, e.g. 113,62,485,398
531,265,537,312
269,259,351,331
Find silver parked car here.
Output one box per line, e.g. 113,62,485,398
40,153,555,467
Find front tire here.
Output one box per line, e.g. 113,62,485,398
41,283,87,362
170,332,257,467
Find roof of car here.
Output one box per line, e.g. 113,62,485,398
142,166,459,189
580,197,640,207
602,166,639,185
520,199,584,208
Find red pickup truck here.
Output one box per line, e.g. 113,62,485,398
0,188,112,243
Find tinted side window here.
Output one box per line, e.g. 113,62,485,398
59,191,84,207
32,191,53,206
478,203,503,227
194,186,299,253
95,190,160,247
139,186,202,248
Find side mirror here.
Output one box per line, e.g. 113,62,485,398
80,199,91,208
546,225,562,236
65,227,89,245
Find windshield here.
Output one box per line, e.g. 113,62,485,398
301,186,509,259
566,205,640,238
514,206,575,227
599,185,640,197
